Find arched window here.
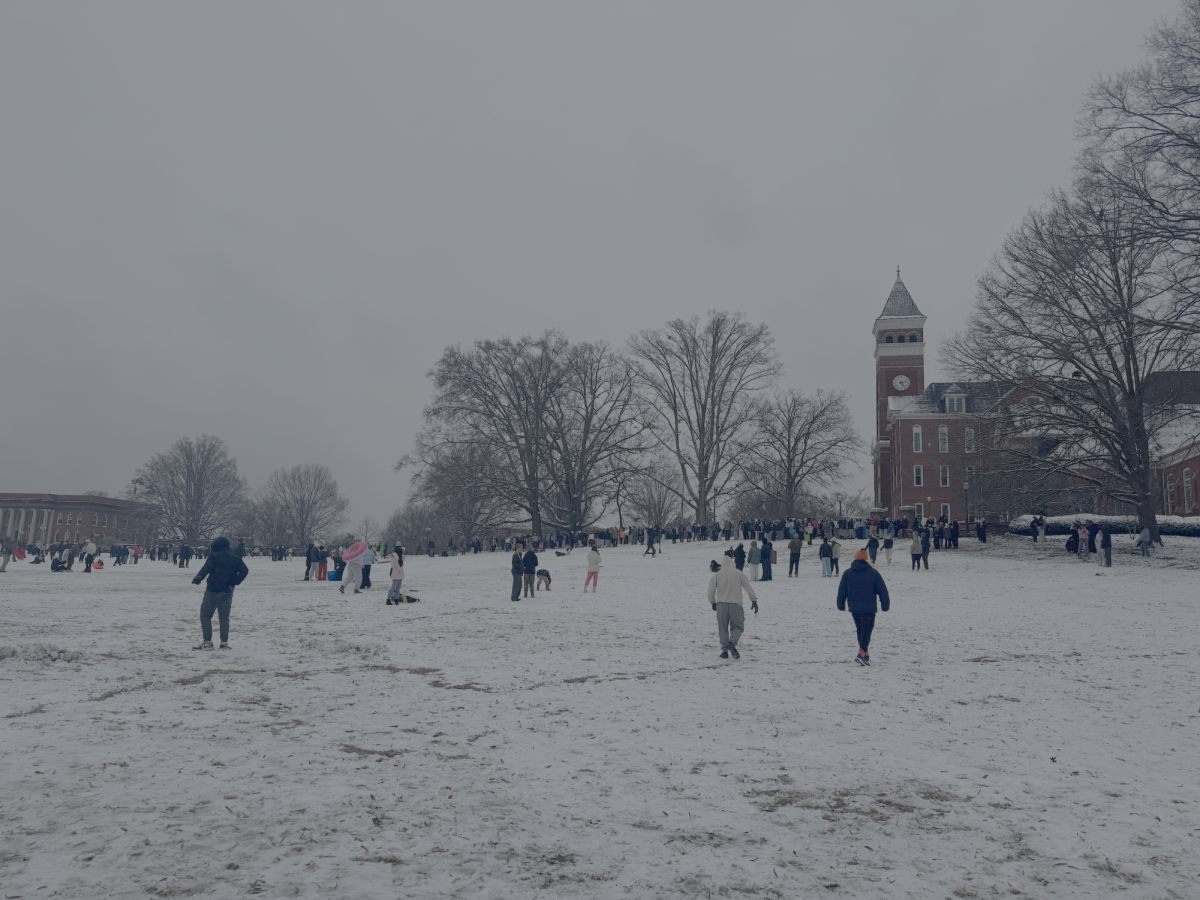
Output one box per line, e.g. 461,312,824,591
1186,468,1195,513
913,425,922,452
897,335,905,343
885,335,894,343
909,334,919,342
939,425,949,452
965,427,975,452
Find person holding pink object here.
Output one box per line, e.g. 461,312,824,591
584,544,600,592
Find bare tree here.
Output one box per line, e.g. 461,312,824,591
943,183,1199,539
403,436,517,544
357,516,381,545
416,332,570,534
737,389,862,517
263,464,349,546
130,434,248,543
625,461,682,529
628,311,780,525
542,341,651,530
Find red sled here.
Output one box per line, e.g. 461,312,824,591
14,547,26,560
93,561,104,570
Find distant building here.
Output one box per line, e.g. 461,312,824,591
0,493,152,544
870,274,1200,521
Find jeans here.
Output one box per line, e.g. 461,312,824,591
1140,543,1151,557
388,578,403,600
523,573,535,596
361,564,372,588
851,611,875,652
715,602,745,650
1103,547,1112,567
821,558,832,577
788,553,800,575
200,589,233,642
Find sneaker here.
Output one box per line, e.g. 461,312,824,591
728,644,740,660
193,641,214,651
855,652,870,666
339,585,345,594
720,649,729,659
219,642,230,650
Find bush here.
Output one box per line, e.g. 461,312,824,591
1008,514,1200,537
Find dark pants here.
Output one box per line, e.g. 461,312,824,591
868,548,877,564
831,559,839,575
921,550,929,569
85,554,94,572
361,564,371,588
511,573,522,601
852,611,876,652
201,589,233,642
788,553,800,575
1103,547,1112,566
912,554,921,570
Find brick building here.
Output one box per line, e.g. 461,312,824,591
0,493,151,544
871,274,1200,522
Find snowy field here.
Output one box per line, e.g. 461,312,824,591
2,534,1199,899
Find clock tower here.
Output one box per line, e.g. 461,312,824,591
872,270,926,514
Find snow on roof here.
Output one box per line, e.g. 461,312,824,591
878,271,923,319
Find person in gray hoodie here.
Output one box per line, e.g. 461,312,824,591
706,558,759,660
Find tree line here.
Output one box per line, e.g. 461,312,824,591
395,311,863,549
944,0,1200,539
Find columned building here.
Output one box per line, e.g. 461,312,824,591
0,493,151,544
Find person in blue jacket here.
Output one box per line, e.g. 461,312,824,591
836,549,890,667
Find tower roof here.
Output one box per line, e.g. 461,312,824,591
878,269,923,318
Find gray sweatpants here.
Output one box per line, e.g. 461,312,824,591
715,601,745,649
200,589,233,642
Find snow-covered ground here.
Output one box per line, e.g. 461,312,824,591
2,534,1198,899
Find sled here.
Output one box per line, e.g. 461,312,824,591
13,547,26,560
92,561,104,569
390,593,420,604
341,540,368,562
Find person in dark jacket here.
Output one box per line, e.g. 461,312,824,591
819,537,833,577
510,551,523,602
866,534,879,565
1100,528,1112,567
836,550,890,666
522,549,538,598
191,536,249,650
760,539,773,581
733,543,746,571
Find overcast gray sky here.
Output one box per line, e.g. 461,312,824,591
0,1,1181,525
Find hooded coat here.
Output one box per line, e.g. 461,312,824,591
836,558,890,614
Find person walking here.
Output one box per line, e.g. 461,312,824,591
910,532,923,571
360,544,375,589
866,533,879,565
836,549,891,666
920,529,931,569
747,541,761,581
585,544,600,592
522,547,538,598
510,549,523,601
339,549,363,596
819,537,833,577
883,533,894,565
191,536,249,650
707,558,758,660
787,534,803,577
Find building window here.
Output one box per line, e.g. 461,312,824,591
67,514,73,525
93,514,99,526
941,503,951,520
914,465,923,487
913,426,922,452
57,512,63,524
940,465,950,487
54,530,60,541
897,335,905,343
939,425,949,453
909,334,918,342
1186,468,1195,513
915,503,924,520
103,515,108,527
885,335,894,343
946,397,964,413
965,427,975,453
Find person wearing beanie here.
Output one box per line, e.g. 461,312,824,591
191,536,249,650
837,549,890,665
706,558,758,660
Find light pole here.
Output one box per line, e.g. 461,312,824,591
963,482,970,525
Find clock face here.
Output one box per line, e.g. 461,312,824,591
892,375,911,391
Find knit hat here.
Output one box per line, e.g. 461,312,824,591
853,549,869,561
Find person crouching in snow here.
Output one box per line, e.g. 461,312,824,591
536,568,552,591
836,549,890,667
707,558,758,660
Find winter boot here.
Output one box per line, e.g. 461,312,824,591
728,644,740,660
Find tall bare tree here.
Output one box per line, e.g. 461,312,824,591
263,463,349,545
357,516,381,545
415,332,570,534
943,184,1199,539
542,341,651,530
404,433,518,543
737,389,862,517
625,460,682,529
130,434,248,543
628,311,780,525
